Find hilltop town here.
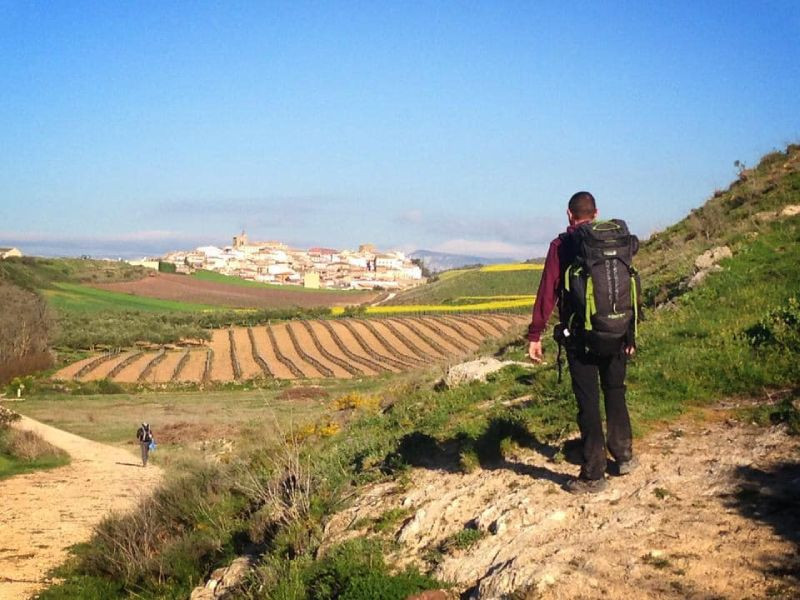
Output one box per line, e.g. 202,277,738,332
140,232,425,290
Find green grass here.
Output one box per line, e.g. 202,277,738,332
392,268,542,305
33,145,800,599
0,450,69,480
192,270,359,294
44,282,221,313
0,256,147,291
0,426,70,480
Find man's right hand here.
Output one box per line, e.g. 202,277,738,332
528,341,543,363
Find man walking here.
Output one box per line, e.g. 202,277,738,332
136,422,154,467
528,191,637,493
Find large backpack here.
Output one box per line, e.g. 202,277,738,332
559,219,642,357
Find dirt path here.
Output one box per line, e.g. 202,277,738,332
325,405,800,599
0,416,163,600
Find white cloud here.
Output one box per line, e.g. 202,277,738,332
0,230,201,244
433,238,548,259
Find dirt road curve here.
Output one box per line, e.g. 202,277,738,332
0,416,162,600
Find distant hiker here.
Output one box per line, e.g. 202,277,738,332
136,422,154,467
528,191,642,494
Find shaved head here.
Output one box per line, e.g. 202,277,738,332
568,191,597,220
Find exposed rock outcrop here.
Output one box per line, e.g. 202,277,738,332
442,358,533,388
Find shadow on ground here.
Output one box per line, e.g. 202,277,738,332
724,459,800,591
385,416,582,487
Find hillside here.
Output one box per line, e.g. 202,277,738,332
30,145,800,599
391,264,542,306
409,250,517,272
637,145,800,303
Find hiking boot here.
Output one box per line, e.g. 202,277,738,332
616,457,639,476
564,477,608,494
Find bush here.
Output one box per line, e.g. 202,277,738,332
77,461,246,594
305,538,440,600
0,428,67,461
742,295,800,352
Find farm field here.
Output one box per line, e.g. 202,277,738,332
390,265,543,306
94,272,380,309
52,313,527,383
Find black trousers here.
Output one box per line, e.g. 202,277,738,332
567,345,633,480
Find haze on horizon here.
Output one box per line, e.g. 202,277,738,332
1,2,799,260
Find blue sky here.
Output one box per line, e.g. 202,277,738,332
1,1,799,258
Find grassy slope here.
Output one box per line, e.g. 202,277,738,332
36,146,800,599
638,145,800,303
0,257,148,291
391,268,542,305
44,282,220,313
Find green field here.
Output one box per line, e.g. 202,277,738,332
43,282,221,313
391,268,542,305
0,257,148,291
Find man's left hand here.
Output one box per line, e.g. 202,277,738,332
625,345,636,357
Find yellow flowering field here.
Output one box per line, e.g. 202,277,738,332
479,263,544,272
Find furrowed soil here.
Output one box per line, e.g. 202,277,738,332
353,320,423,364
269,323,324,378
325,405,800,599
307,320,386,375
94,272,378,308
113,351,156,383
51,355,97,380
249,327,295,379
176,350,206,382
286,322,353,378
209,330,235,381
50,315,528,383
0,416,162,600
146,350,185,383
80,352,135,381
231,327,264,380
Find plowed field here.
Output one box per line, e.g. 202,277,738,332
94,272,378,308
52,314,527,383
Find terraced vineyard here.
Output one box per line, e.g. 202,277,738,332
52,313,526,382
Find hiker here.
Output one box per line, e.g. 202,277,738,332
528,191,641,494
136,422,154,467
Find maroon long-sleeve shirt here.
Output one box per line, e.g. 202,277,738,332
527,225,579,342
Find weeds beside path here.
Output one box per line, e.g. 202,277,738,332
0,415,162,600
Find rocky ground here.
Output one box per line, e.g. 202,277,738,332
325,403,800,599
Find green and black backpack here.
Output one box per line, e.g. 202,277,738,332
557,219,642,357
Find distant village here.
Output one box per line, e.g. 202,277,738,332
130,232,425,290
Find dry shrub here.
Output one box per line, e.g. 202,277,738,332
234,420,319,548
82,462,235,587
0,405,21,426
0,280,52,383
2,429,67,461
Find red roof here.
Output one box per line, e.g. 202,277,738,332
308,247,339,255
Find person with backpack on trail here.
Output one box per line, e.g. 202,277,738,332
136,422,155,467
528,191,641,494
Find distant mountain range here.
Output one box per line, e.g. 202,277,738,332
409,249,519,272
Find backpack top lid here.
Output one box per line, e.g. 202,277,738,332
572,219,638,266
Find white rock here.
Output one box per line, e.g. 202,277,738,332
490,516,507,535
549,510,567,522
780,204,800,217
688,264,723,288
443,358,533,388
397,508,426,544
694,246,732,271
